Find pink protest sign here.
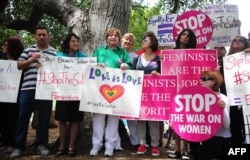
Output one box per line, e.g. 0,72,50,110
170,86,223,142
161,49,217,91
173,10,213,48
139,75,177,121
121,75,177,120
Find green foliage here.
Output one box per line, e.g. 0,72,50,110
128,2,162,51
0,0,66,49
128,0,225,51
6,0,33,21
0,17,66,49
161,0,226,13
0,26,17,47
37,14,67,49
0,0,225,52
74,0,91,10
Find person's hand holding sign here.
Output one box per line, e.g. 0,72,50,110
217,98,226,109
170,70,231,160
30,52,41,69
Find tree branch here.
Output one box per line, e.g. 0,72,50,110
0,0,8,12
7,4,43,33
171,0,180,13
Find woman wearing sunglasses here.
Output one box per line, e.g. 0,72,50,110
190,70,231,160
134,31,161,157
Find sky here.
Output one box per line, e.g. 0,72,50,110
143,0,250,38
228,0,249,37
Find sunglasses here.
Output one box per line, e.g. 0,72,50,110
233,39,245,43
142,38,149,43
200,77,213,81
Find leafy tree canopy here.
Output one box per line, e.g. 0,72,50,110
0,0,225,51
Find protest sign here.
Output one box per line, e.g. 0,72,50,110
203,4,239,47
223,51,250,105
138,75,177,120
36,54,96,100
170,86,223,142
79,65,144,117
147,13,178,47
0,60,22,103
161,49,217,91
173,10,213,48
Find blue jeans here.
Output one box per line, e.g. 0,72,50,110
14,90,52,150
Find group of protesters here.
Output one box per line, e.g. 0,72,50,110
0,25,249,160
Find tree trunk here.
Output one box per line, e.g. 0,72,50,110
48,0,132,151
77,0,132,149
1,0,132,151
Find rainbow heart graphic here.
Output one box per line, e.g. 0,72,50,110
99,84,124,103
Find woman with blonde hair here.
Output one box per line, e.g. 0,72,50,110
120,33,140,147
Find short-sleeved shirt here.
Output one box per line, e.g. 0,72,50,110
18,45,57,90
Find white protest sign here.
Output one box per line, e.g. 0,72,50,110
223,51,250,105
147,13,178,47
203,4,239,47
35,54,96,100
79,65,144,117
0,60,22,103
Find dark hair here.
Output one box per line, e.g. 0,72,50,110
228,36,249,55
142,31,159,52
35,26,49,35
61,33,80,53
6,36,24,60
214,46,226,51
175,28,197,49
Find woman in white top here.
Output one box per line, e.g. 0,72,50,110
189,70,231,160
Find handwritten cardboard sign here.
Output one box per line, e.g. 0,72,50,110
223,51,250,105
79,65,144,117
203,4,239,47
35,54,96,100
0,60,22,103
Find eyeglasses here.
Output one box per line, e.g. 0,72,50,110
233,39,245,43
200,77,213,81
214,47,225,50
142,38,149,43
